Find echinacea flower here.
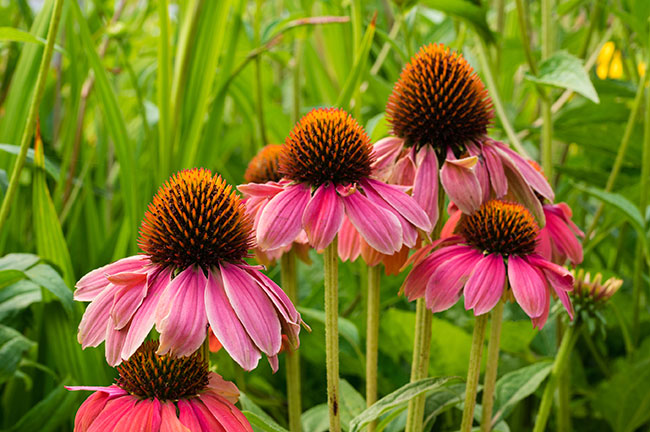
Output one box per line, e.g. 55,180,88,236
403,199,574,328
572,269,622,305
75,168,302,370
67,341,252,432
247,108,431,255
375,44,553,224
240,144,312,266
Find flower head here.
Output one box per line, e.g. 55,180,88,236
67,341,252,432
244,144,284,184
244,108,431,255
375,44,553,224
572,269,622,306
75,168,302,371
403,199,574,328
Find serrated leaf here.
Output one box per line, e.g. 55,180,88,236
525,51,599,103
349,377,461,432
491,362,552,425
24,264,73,316
0,324,35,385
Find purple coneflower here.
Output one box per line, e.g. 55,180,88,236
75,168,301,370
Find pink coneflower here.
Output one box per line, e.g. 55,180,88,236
403,199,574,328
376,44,553,224
248,108,431,254
75,168,302,370
239,144,312,267
67,341,252,432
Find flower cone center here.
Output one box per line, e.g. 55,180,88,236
245,144,284,183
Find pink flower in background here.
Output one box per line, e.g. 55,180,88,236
67,341,252,432
75,168,302,371
538,203,584,265
402,200,574,328
377,44,553,225
247,108,431,255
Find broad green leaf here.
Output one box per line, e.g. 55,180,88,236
24,264,73,316
301,404,329,432
9,382,81,432
0,324,35,384
239,392,286,432
0,26,43,45
243,411,289,432
341,379,367,429
422,384,466,429
298,306,361,347
349,377,461,432
0,280,42,321
0,253,39,271
574,184,645,233
0,269,25,288
0,143,59,178
491,362,552,425
420,0,493,43
525,51,599,103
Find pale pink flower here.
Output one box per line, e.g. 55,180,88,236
403,200,574,328
67,341,252,432
75,168,301,371
245,108,431,255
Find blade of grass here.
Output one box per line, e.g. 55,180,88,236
336,15,376,111
156,0,172,182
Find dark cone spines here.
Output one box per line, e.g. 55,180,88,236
244,144,284,183
116,341,209,400
279,108,374,187
458,200,539,256
386,44,494,153
138,168,252,269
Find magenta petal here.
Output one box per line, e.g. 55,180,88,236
413,146,439,225
464,254,506,315
257,183,311,250
543,206,584,265
78,285,115,348
362,179,431,232
302,183,344,250
220,263,282,357
190,399,225,432
337,218,361,262
73,391,111,432
87,396,137,432
237,182,284,197
178,400,203,432
156,267,208,357
343,190,402,255
160,401,190,432
105,320,129,366
110,275,148,330
200,393,253,432
426,247,483,313
482,143,508,197
115,399,162,432
372,136,405,172
205,270,262,371
75,256,148,302
526,255,574,318
66,385,127,397
440,154,482,214
497,143,554,201
507,255,548,318
402,259,436,301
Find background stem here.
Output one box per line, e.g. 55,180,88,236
461,314,489,432
366,264,382,432
282,251,302,432
480,301,504,432
324,239,341,432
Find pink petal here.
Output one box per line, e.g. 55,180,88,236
402,258,437,301
389,153,416,186
501,159,545,225
361,179,431,232
543,206,583,265
110,275,148,330
77,285,116,348
156,267,208,357
302,183,344,250
556,202,584,236
372,136,405,172
200,393,253,432
205,270,262,371
464,254,506,315
178,400,203,432
73,391,111,432
507,255,548,318
220,263,282,357
481,142,508,197
161,402,191,432
531,287,551,329
257,183,311,250
87,396,137,432
66,385,127,397
440,207,462,239
105,320,129,366
75,255,148,302
496,142,554,201
526,255,574,319
413,146,439,225
207,373,240,404
426,247,483,313
114,399,161,432
342,190,402,255
189,399,226,432
440,153,482,214
337,218,361,262
237,182,285,197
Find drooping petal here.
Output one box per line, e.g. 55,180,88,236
440,153,482,214
237,182,285,197
257,183,311,250
531,286,551,329
205,269,262,371
77,285,116,348
390,153,417,186
372,136,405,172
75,255,148,301
73,391,111,432
496,142,554,201
361,178,431,232
302,183,344,250
208,373,240,404
526,255,574,319
425,247,483,313
110,274,148,330
66,385,127,397
413,146,439,225
189,399,225,432
543,205,583,265
440,205,462,239
343,190,402,255
502,158,545,226
220,263,282,357
105,320,129,366
464,253,506,315
160,401,191,432
114,399,162,432
338,218,361,262
200,393,253,432
507,255,548,318
481,143,508,198
156,266,209,357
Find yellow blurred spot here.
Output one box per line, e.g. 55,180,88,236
609,51,623,79
638,61,646,78
597,41,615,65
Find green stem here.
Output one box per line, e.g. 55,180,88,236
541,0,554,179
366,265,382,432
475,39,529,158
581,326,610,376
460,314,489,432
514,0,538,75
583,69,649,242
324,239,341,432
480,301,504,432
405,299,433,432
556,318,570,432
533,325,578,432
281,251,302,432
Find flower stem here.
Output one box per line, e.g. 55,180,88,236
533,324,578,432
540,0,554,180
366,264,382,432
0,0,64,231
480,301,504,432
404,298,433,432
460,313,488,432
324,239,341,432
281,251,302,432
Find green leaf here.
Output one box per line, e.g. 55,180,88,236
301,404,330,432
491,362,553,425
0,280,42,321
0,26,44,45
0,269,25,289
525,51,599,103
422,384,466,429
574,183,645,233
242,411,289,432
24,264,73,316
341,379,367,429
349,377,461,432
9,382,81,432
420,0,493,43
298,306,360,347
239,392,286,432
336,17,376,110
0,253,39,271
0,324,35,385
0,143,59,178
